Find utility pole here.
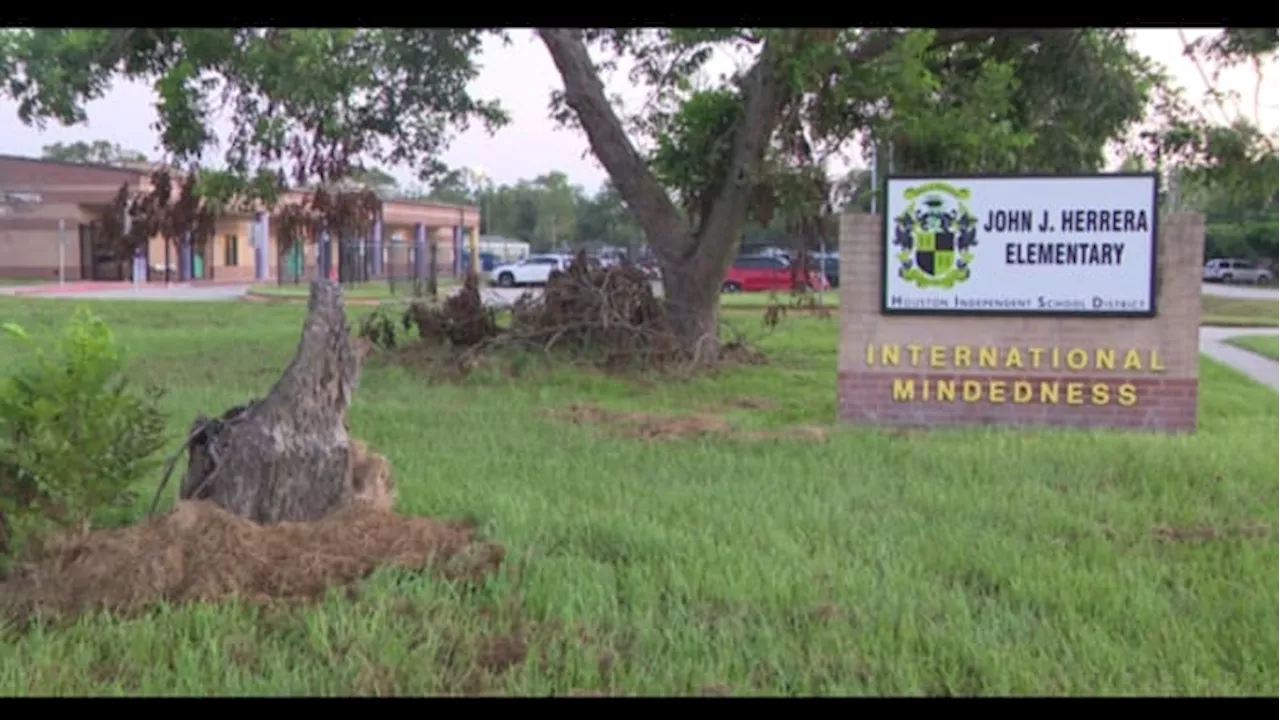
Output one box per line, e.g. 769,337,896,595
870,140,879,215
57,219,66,285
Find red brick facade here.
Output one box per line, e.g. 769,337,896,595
837,213,1206,434
839,372,1198,432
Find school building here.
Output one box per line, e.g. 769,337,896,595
0,154,480,282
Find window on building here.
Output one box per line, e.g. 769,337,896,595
224,234,239,266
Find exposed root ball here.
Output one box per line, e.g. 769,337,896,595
0,499,504,621
404,273,498,348
348,439,396,512
512,251,671,357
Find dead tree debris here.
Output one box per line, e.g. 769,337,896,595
178,280,365,524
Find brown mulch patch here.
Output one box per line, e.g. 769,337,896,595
0,443,503,622
545,404,829,443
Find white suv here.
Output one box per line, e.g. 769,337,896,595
489,254,572,287
1203,258,1273,285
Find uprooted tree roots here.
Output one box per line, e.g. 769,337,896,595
0,496,505,620
368,251,764,376
0,281,504,622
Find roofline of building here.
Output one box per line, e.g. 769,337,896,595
0,152,149,176
0,153,478,212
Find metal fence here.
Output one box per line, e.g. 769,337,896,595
276,238,460,297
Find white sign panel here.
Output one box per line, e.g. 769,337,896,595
882,174,1158,316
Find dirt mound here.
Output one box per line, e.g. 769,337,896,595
0,443,502,621
547,403,830,443
551,404,732,441
348,439,397,512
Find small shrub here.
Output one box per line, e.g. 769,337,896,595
0,310,167,561
357,305,401,351
403,273,498,348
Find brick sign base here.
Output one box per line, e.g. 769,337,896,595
837,213,1205,435
839,371,1198,432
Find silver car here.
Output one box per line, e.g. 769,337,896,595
1203,258,1273,285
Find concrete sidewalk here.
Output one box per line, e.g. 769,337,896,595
0,281,252,302
1199,327,1279,391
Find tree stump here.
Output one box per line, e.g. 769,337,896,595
179,280,364,524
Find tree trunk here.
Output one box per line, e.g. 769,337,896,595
538,28,785,361
179,280,364,524
660,240,731,361
538,29,1053,357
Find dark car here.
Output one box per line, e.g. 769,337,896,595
459,251,501,273
775,252,838,289
820,256,839,288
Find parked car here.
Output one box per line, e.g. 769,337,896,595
721,255,828,293
637,262,662,280
489,254,572,287
819,255,839,289
1203,258,1273,284
458,251,501,273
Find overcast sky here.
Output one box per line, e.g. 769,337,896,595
1,29,1274,194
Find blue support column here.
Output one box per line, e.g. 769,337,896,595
453,225,464,275
255,212,270,281
133,248,147,283
414,223,427,280
318,232,331,279
179,234,193,282
371,219,383,277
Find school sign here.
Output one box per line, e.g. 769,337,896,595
839,173,1203,434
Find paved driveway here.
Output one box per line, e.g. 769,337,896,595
1200,282,1279,301
1199,327,1279,391
5,284,256,302
0,281,254,301
473,281,664,308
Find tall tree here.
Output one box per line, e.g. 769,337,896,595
1168,30,1275,208
538,28,1166,352
528,171,580,248
0,29,510,525
577,181,644,250
41,140,148,166
347,166,401,196
1142,29,1280,263
424,169,478,205
2,28,506,211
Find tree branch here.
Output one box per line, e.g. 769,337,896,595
537,28,690,258
690,28,1066,267
694,38,790,264
848,27,1067,66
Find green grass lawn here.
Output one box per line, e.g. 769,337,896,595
1201,295,1279,328
1225,334,1280,361
248,283,1278,330
0,297,1275,696
725,292,1278,327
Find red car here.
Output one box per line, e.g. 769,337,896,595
721,255,829,293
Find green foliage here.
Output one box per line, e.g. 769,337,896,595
357,306,402,351
1135,29,1277,224
0,310,167,558
581,28,1164,261
1205,219,1280,264
41,140,148,166
425,171,642,252
576,182,645,250
650,88,742,227
0,28,508,204
857,32,1036,173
